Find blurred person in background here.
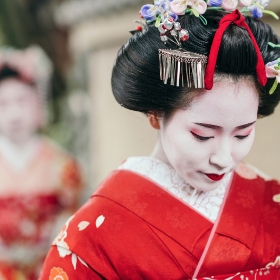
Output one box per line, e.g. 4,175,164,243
0,46,83,280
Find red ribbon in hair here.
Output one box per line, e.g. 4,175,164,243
204,9,267,90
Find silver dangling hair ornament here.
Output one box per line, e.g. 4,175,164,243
158,17,207,88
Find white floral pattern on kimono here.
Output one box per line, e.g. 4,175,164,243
52,216,89,270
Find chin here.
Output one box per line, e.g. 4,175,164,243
194,182,221,192
186,175,222,192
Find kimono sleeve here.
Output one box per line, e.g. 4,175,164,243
39,246,104,280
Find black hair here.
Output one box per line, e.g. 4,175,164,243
0,65,35,86
111,10,280,119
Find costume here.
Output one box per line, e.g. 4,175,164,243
39,158,280,279
39,2,280,278
0,137,83,280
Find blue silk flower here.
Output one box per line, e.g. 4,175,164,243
141,4,158,21
248,0,270,18
208,0,223,7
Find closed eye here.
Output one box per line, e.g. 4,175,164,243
235,135,250,140
191,132,214,142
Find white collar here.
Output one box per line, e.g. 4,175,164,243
0,135,42,171
118,156,232,222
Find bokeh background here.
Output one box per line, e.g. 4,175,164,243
0,0,279,198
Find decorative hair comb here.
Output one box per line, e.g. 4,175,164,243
137,0,278,91
159,49,207,88
157,16,208,88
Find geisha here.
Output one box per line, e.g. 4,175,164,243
0,46,84,280
40,1,280,279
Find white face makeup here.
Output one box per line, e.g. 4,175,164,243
0,78,41,144
152,79,259,192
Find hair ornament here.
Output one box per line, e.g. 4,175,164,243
268,42,280,48
138,0,278,90
140,0,278,28
159,49,207,87
266,58,280,94
139,1,209,88
0,45,53,92
0,45,53,122
157,16,207,88
205,9,267,89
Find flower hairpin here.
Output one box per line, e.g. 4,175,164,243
138,0,278,47
266,58,280,94
156,13,207,89
264,42,280,94
207,0,276,18
140,0,178,25
139,0,278,31
137,1,279,91
158,17,189,46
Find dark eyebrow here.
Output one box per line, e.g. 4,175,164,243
194,121,256,130
235,121,256,130
194,123,222,130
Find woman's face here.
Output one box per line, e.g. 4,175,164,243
0,78,42,143
154,79,259,191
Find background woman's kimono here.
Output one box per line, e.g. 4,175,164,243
39,159,280,280
0,138,83,280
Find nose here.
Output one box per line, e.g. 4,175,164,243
209,141,232,169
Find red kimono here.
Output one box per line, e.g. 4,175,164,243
0,138,84,280
39,163,280,279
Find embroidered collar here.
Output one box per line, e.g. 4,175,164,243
118,156,232,221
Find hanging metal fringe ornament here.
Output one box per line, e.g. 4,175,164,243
159,49,207,88
157,17,207,88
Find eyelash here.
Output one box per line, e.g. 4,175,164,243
235,135,249,140
191,132,213,142
191,132,250,142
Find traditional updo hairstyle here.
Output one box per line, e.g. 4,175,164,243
111,10,280,120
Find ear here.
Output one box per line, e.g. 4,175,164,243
148,113,161,130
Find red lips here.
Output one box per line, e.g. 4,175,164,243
205,173,225,181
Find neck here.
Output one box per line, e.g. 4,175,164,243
150,138,170,165
1,134,39,150
0,134,42,171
